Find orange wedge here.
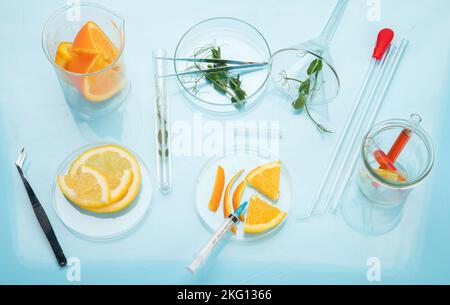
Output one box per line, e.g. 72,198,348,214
232,181,246,222
53,21,125,102
72,21,119,62
208,166,225,212
55,42,74,69
65,51,104,74
245,161,281,201
244,195,286,234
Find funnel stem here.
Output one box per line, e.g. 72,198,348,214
319,0,349,45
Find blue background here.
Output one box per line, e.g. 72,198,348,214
1,0,449,284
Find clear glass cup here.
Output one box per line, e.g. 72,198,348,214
42,3,130,115
357,117,435,206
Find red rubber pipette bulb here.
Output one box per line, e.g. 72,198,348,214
372,28,395,60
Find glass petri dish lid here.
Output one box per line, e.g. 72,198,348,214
52,142,153,241
174,17,271,114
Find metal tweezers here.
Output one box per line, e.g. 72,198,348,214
155,57,269,78
15,148,67,267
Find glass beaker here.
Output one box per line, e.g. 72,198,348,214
357,117,435,206
42,3,130,115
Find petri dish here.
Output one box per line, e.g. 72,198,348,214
174,17,271,114
52,143,152,241
196,146,292,241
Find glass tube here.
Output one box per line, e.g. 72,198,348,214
153,49,172,194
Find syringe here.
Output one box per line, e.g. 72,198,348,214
187,201,248,274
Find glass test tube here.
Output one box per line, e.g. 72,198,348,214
153,49,172,194
387,113,422,162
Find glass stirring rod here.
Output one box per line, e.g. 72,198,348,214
153,49,173,194
187,201,248,274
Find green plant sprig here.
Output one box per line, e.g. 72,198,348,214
183,45,247,108
279,59,333,134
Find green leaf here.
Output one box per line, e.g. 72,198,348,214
211,47,221,59
229,75,247,105
298,79,310,95
190,44,247,108
292,93,306,110
307,59,323,75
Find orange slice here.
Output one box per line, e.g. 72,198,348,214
375,168,406,183
244,195,286,234
232,181,246,222
68,144,136,203
55,42,74,69
208,166,225,212
245,161,280,201
66,51,124,103
57,165,110,209
72,21,119,63
223,170,244,218
82,61,125,102
80,146,141,214
224,170,244,234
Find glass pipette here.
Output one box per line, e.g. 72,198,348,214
304,29,395,218
387,113,422,162
187,201,248,274
329,39,410,212
153,49,173,194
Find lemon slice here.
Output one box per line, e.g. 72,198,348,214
58,165,110,208
69,145,135,203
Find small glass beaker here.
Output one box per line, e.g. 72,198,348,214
42,3,130,115
357,117,435,206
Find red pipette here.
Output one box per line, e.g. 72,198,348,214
387,114,422,162
367,137,406,181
